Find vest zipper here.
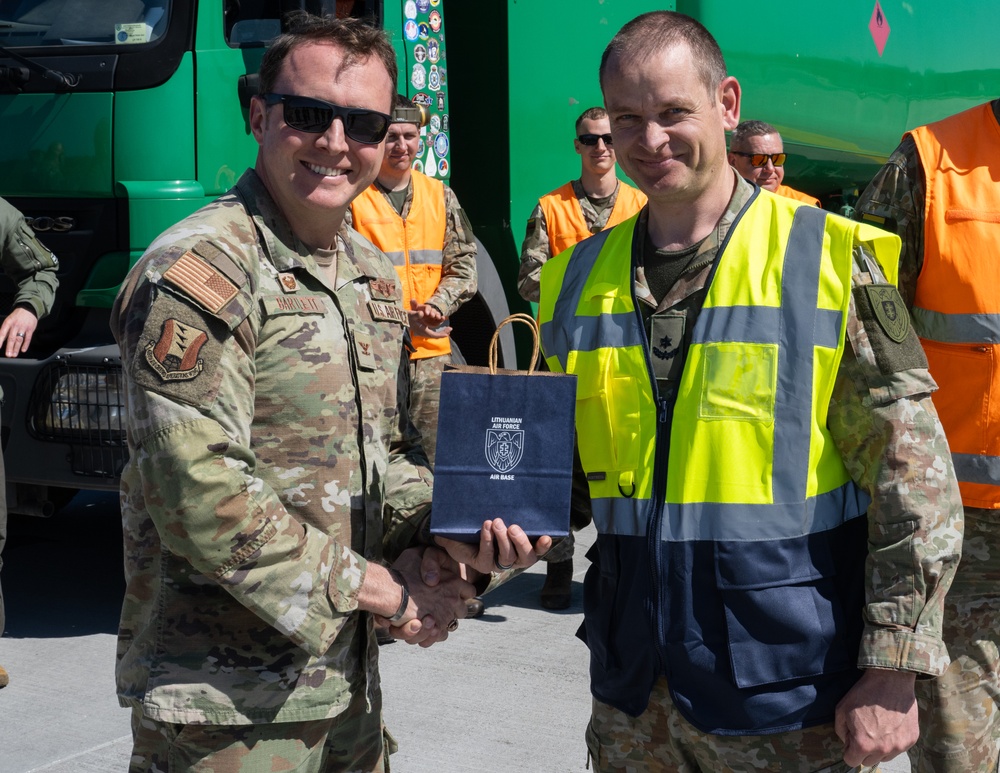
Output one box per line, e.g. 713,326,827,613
634,279,672,673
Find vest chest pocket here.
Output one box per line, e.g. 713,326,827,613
699,342,777,422
576,371,641,481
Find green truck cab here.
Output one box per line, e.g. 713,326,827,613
0,0,994,513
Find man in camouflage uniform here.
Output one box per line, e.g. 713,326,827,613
349,94,477,467
112,16,540,772
537,12,963,771
0,196,59,690
855,98,1000,773
518,106,645,610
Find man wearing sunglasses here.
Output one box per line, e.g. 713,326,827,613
855,98,1000,773
728,119,821,207
517,106,645,611
538,10,962,772
110,14,545,772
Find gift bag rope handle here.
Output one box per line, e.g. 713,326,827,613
489,313,540,375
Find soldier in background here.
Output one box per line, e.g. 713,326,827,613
0,197,59,690
350,94,481,618
855,98,1000,773
517,106,646,610
350,94,477,468
538,11,963,770
111,15,544,771
728,119,821,207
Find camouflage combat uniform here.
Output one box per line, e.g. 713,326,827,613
582,176,963,772
0,197,59,639
112,170,433,771
349,180,477,466
517,178,625,304
855,98,1000,773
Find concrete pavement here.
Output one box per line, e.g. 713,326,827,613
0,494,908,772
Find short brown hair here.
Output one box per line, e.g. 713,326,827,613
599,11,727,96
575,106,607,135
730,120,781,149
258,13,397,107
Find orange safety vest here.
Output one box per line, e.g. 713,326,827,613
774,184,820,207
538,181,646,256
351,171,449,359
910,102,1000,508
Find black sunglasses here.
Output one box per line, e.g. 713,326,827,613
732,151,786,168
262,93,391,144
577,133,614,146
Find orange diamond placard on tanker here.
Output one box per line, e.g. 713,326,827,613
869,0,890,56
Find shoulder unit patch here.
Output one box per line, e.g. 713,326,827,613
145,318,209,381
865,284,909,343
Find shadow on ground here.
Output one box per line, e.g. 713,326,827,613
4,490,124,638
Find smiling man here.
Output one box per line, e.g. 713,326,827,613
537,10,963,772
110,14,541,772
728,119,821,206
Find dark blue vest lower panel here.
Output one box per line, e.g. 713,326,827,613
583,515,868,733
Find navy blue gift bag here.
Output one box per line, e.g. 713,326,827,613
430,314,577,543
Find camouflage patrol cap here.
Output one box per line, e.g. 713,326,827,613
391,93,428,127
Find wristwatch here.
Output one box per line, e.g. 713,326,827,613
387,568,410,625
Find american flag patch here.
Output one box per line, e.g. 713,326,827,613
163,251,239,314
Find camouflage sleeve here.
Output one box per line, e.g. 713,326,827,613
426,185,478,317
829,242,962,677
0,197,59,319
517,203,549,303
114,242,367,659
383,342,435,562
854,136,925,307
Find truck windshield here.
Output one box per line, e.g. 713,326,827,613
0,0,170,47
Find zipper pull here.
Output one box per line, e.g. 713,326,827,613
659,398,668,423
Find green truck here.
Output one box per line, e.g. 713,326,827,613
0,0,994,513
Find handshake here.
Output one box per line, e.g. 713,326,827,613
361,518,553,647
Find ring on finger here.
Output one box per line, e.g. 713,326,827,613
447,619,459,632
14,332,23,338
494,557,515,571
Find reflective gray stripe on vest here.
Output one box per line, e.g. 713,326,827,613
952,452,1000,486
382,248,443,267
695,306,843,350
540,229,644,368
691,205,831,505
912,307,1000,344
591,481,870,541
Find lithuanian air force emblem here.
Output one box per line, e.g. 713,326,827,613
486,429,524,473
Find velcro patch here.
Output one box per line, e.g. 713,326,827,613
354,332,377,370
369,278,397,300
145,318,208,381
865,284,909,343
262,295,327,315
163,252,239,314
369,300,409,326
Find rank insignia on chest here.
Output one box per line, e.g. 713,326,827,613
353,331,378,370
368,300,409,326
145,318,208,381
278,273,299,293
369,277,397,300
